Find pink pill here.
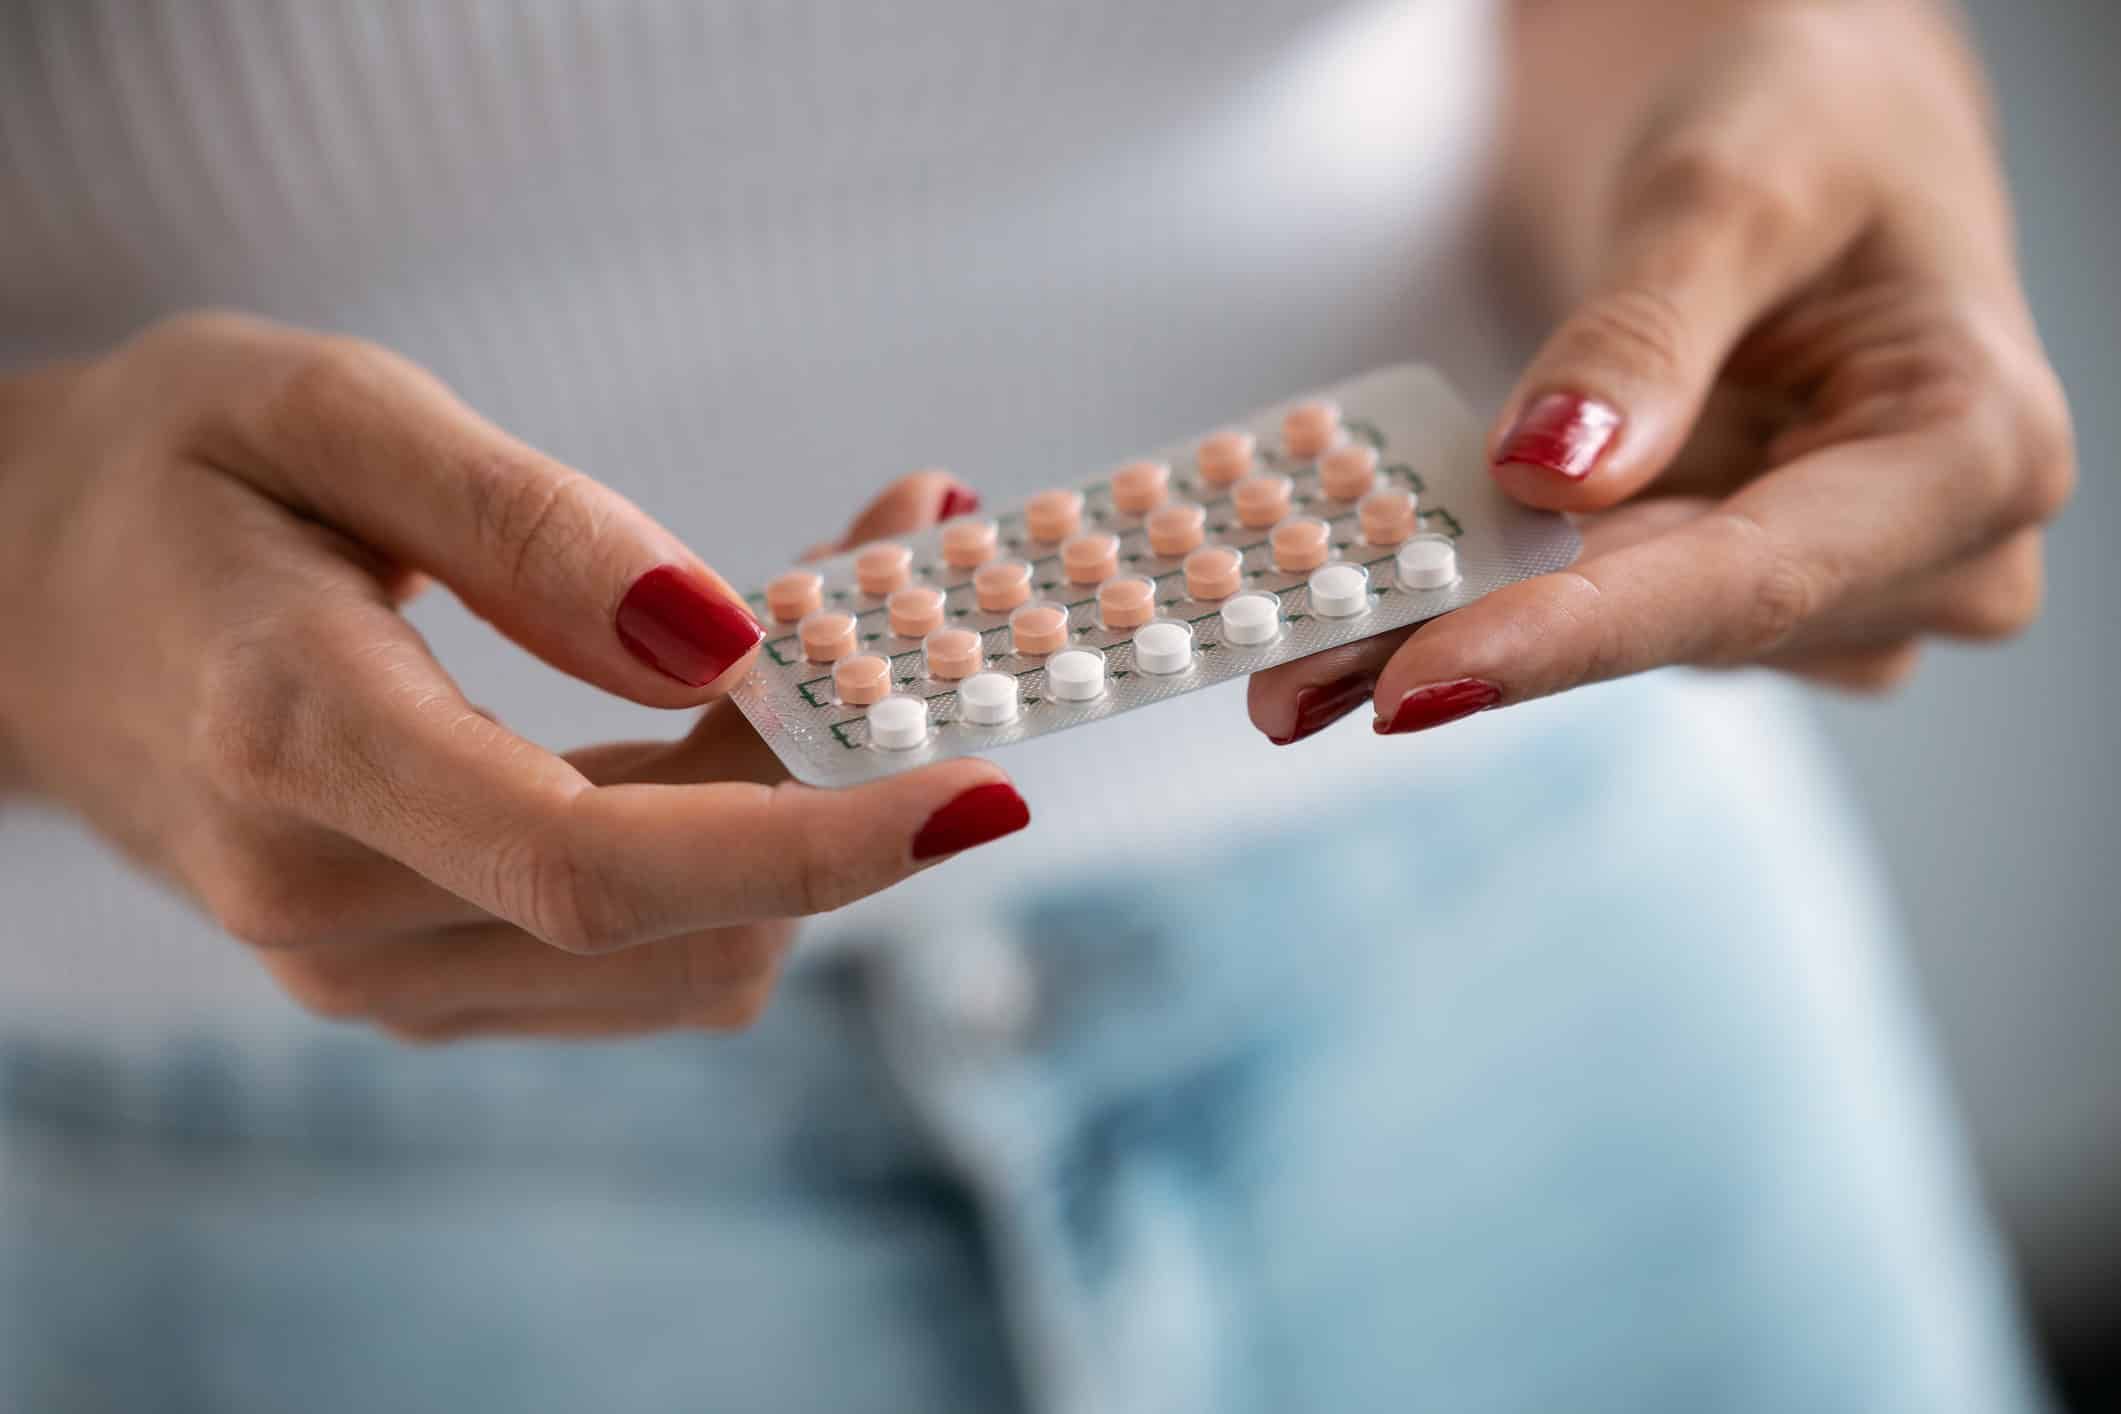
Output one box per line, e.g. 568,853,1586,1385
833,654,892,706
764,570,823,624
887,585,946,638
1062,532,1120,585
1196,430,1255,488
1233,473,1293,529
1183,545,1245,601
1098,576,1158,629
923,627,984,681
1024,489,1085,543
854,542,913,596
1318,443,1378,501
1282,399,1342,460
1358,487,1418,547
799,609,859,663
940,516,1000,569
1145,500,1207,557
1109,460,1170,514
974,558,1034,613
1271,517,1332,574
1010,602,1071,656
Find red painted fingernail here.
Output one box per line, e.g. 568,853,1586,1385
1375,678,1502,736
1494,393,1622,480
615,565,763,687
939,485,982,519
912,781,1030,860
1270,672,1375,746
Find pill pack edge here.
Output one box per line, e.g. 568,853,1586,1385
731,364,1581,787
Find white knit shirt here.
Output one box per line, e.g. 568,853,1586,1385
0,0,1518,1024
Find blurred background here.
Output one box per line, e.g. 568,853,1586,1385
1816,0,2119,1403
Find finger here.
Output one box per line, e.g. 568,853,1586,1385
838,470,976,551
193,315,762,706
1245,498,1716,742
799,471,975,563
1369,422,2008,733
1490,134,1866,511
220,593,1029,951
264,919,793,1024
1773,529,2044,656
251,698,802,947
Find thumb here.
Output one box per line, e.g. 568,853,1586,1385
205,319,763,707
1490,150,1860,513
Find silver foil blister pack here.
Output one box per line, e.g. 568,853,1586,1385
732,365,1580,786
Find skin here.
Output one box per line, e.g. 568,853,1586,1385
1250,0,2075,735
0,314,1019,1041
0,0,2075,1041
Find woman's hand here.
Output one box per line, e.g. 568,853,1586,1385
1250,0,2075,744
0,313,1028,1039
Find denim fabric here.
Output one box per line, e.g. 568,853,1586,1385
0,677,2049,1413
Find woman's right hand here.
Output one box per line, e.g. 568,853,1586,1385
0,313,1029,1039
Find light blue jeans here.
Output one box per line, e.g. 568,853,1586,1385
0,678,2049,1413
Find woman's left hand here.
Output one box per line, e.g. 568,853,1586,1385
1250,1,2075,744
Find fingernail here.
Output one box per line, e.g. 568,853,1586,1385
1375,678,1502,736
1270,672,1375,746
615,565,763,687
939,485,982,519
1495,393,1622,480
912,781,1030,860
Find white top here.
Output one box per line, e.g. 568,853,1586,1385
0,0,1519,1026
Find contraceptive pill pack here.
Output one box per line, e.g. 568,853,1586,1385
732,365,1580,787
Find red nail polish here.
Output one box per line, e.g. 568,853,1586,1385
1375,678,1502,736
1270,672,1375,746
1494,393,1621,480
615,565,763,687
912,781,1030,860
939,486,982,519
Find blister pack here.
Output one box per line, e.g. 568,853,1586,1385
732,365,1580,787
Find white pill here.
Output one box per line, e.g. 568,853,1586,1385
1133,620,1194,675
866,695,930,751
1396,535,1460,590
1220,591,1281,646
1047,648,1107,701
958,671,1020,725
1307,563,1371,618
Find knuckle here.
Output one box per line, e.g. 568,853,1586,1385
1559,284,1697,390
1707,511,1825,658
2015,371,2078,525
199,848,338,952
518,825,648,956
1741,556,1822,658
1942,543,2046,642
1628,143,1806,269
463,456,599,600
769,785,866,916
260,334,396,441
191,620,332,805
1887,310,2074,528
128,308,255,357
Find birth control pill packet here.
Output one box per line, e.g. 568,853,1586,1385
732,365,1580,787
